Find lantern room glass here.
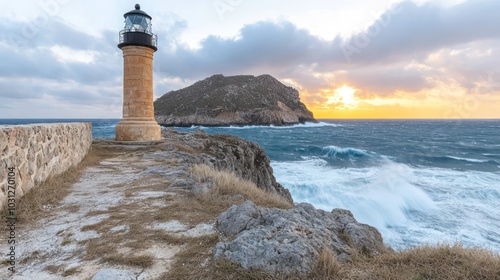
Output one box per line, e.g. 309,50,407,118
124,15,152,34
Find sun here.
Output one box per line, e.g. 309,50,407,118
326,85,359,110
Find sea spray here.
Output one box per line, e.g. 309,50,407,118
272,158,436,247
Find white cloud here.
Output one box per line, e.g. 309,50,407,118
50,45,97,64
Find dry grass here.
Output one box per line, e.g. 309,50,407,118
162,235,220,279
162,242,500,280
45,264,64,273
0,144,112,223
302,243,500,280
154,164,292,227
170,143,200,154
192,164,292,210
351,243,500,280
102,254,154,268
62,267,79,277
80,199,192,266
154,193,220,225
61,238,72,246
309,247,344,279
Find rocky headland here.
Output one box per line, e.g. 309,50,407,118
2,129,498,279
0,129,385,279
154,74,317,127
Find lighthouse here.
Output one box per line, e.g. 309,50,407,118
115,4,161,141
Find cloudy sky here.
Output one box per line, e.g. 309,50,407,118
1,0,499,119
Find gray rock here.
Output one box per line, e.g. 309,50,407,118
215,201,386,275
92,268,136,280
161,130,293,203
216,201,264,237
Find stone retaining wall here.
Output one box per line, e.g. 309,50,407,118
0,123,92,209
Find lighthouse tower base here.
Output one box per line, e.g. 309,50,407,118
116,119,161,141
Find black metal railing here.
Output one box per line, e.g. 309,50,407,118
119,29,158,48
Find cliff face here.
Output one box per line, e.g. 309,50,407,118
154,74,316,126
161,129,293,203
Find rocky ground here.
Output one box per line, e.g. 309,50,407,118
0,138,214,279
0,130,387,279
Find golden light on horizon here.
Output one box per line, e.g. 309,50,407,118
326,85,359,110
293,76,500,119
308,85,500,119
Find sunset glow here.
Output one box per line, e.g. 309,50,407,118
326,85,359,110
304,78,500,120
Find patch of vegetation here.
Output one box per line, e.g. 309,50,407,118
62,267,79,277
161,242,500,280
61,238,72,246
45,264,64,273
192,164,292,210
102,254,154,268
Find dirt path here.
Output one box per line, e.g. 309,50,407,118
0,140,215,279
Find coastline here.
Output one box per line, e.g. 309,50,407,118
1,127,499,279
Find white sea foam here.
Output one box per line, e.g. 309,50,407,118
177,122,341,130
230,122,342,129
323,145,372,156
447,156,489,163
272,158,500,252
483,153,500,157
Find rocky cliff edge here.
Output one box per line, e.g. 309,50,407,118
1,129,387,278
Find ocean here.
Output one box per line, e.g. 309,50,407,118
2,119,499,252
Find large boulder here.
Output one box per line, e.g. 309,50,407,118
214,201,386,275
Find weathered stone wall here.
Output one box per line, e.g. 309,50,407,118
0,123,92,209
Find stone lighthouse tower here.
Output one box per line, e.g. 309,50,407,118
116,4,161,141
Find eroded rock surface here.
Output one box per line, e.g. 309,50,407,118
215,201,386,275
162,129,293,203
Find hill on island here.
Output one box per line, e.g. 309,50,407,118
154,74,317,126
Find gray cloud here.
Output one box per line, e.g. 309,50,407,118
337,0,500,66
1,0,499,118
0,17,122,107
153,0,500,97
154,21,329,78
